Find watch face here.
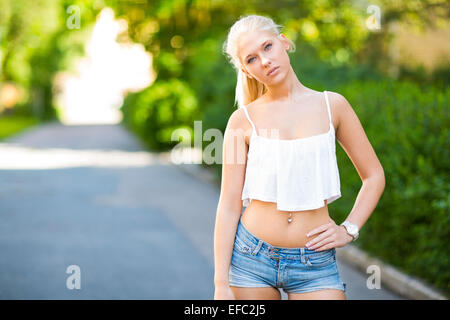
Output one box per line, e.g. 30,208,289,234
345,223,358,235
348,225,357,234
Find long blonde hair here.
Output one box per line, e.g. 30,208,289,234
222,14,296,108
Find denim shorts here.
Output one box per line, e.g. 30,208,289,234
229,217,347,294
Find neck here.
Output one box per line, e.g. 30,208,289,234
263,65,310,102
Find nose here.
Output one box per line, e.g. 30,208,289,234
261,56,272,68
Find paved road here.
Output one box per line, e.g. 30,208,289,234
0,121,403,299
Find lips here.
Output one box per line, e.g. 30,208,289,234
267,66,279,76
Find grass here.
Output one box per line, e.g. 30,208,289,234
0,114,40,141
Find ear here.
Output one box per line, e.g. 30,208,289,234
279,34,290,50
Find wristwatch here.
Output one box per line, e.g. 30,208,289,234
341,221,359,241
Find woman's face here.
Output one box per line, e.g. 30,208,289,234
238,31,290,84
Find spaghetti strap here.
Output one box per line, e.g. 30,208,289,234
242,105,258,136
324,91,332,125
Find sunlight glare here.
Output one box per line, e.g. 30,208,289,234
55,7,155,125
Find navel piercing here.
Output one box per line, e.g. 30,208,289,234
288,212,293,223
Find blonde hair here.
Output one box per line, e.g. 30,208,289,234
222,14,296,108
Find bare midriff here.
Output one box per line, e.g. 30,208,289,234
240,199,331,248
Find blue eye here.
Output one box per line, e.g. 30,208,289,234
247,43,272,64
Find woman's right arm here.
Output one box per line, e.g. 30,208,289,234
214,110,248,299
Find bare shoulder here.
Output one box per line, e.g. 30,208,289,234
225,106,253,143
227,106,248,131
242,96,265,115
229,99,262,130
324,91,353,130
326,90,350,106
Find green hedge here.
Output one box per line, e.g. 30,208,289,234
120,78,200,151
328,80,449,297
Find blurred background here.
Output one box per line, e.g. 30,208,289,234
0,0,448,299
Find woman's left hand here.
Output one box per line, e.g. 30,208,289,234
305,218,354,251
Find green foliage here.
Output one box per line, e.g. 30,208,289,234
0,114,39,140
398,62,450,89
121,78,199,151
0,0,101,119
330,80,450,296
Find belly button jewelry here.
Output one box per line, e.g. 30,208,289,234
288,212,293,223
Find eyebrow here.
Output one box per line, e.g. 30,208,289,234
244,39,271,60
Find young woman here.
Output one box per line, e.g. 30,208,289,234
214,15,385,300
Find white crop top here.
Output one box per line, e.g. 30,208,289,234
241,90,341,211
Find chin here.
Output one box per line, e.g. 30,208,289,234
267,70,284,83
